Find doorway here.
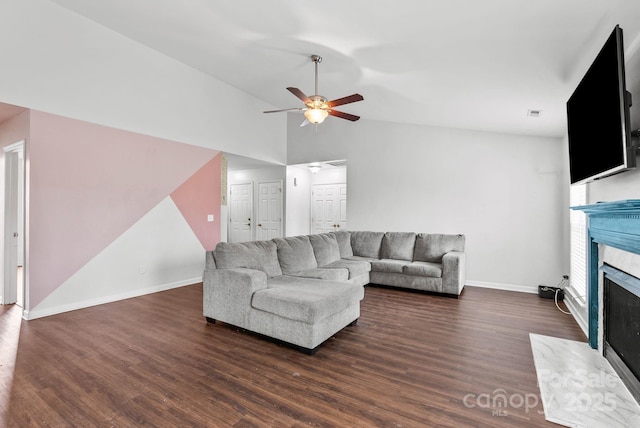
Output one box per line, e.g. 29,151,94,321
3,140,25,307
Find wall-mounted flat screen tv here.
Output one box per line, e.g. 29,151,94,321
567,25,635,185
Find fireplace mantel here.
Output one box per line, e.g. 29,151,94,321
572,199,640,348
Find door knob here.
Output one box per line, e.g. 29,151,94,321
258,224,263,227
12,232,18,237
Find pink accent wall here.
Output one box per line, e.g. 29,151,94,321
170,153,222,250
0,109,29,148
28,110,218,308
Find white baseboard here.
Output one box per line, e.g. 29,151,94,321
23,277,202,320
564,293,588,337
466,280,538,294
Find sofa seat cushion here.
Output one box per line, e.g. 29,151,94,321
288,268,349,282
214,240,283,278
253,278,364,324
370,259,410,274
324,259,371,279
273,236,318,275
309,233,341,266
403,261,442,278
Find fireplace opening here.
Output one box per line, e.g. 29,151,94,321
604,266,640,403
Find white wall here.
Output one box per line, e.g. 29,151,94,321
286,166,312,236
0,0,286,164
288,116,567,291
311,167,347,185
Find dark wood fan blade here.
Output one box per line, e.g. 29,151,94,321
264,107,305,113
287,87,311,104
328,110,360,121
326,93,364,108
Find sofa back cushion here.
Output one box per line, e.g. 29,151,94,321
273,236,318,274
309,233,341,266
214,240,283,278
381,232,416,261
414,233,466,263
350,231,384,258
332,230,353,258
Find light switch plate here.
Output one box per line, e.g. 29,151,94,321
207,214,214,222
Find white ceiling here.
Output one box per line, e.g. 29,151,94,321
50,0,640,138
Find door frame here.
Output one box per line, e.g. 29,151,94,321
2,140,26,307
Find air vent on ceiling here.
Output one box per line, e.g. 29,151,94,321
325,160,347,167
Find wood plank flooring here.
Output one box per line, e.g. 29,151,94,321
0,284,585,427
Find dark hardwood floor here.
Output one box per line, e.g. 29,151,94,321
0,284,585,427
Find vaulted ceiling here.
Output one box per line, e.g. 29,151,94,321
51,0,640,138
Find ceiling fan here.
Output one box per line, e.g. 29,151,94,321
264,55,364,126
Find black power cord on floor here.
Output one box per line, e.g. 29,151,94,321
553,278,571,314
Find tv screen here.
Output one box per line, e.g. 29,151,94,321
567,25,635,185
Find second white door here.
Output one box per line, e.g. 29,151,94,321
257,181,283,240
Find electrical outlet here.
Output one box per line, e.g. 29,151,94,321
562,275,569,280
138,265,146,274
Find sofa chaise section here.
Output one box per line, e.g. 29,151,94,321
203,240,364,354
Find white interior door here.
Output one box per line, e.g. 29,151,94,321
229,183,253,243
3,141,25,307
257,181,282,240
312,183,347,233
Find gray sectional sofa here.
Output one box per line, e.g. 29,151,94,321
203,231,465,354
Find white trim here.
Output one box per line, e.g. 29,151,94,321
23,277,201,320
2,140,26,309
564,293,588,337
466,280,538,294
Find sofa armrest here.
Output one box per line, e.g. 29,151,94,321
442,251,466,295
203,268,268,328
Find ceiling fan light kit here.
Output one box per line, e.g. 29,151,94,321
304,107,329,124
264,54,364,126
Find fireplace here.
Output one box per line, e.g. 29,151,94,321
572,199,640,404
602,264,640,403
